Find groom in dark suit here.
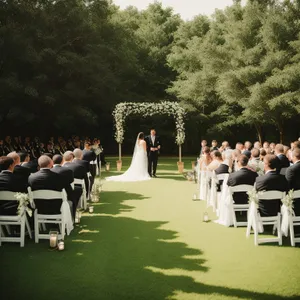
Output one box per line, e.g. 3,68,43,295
145,129,161,178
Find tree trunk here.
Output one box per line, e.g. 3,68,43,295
277,120,284,144
254,123,263,145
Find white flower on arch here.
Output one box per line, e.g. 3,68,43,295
112,101,186,145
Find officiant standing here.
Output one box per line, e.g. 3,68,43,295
145,129,161,178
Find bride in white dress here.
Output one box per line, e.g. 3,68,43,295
106,132,151,182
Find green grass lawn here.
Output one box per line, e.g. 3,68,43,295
0,157,300,300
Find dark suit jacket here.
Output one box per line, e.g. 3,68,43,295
214,163,229,191
28,169,64,214
13,165,31,193
285,161,300,191
51,165,74,200
83,150,97,177
22,160,39,173
276,154,290,174
0,171,26,215
82,150,96,163
145,136,161,156
255,171,288,216
73,159,89,173
62,162,86,180
227,168,258,204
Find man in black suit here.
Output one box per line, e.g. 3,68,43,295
62,151,85,202
145,129,161,178
255,154,288,216
227,155,258,204
275,143,290,174
20,151,39,174
28,155,66,215
52,154,79,217
0,156,23,215
73,148,90,194
285,148,300,190
83,142,97,175
7,152,30,193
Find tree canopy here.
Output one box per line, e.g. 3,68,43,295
1,0,299,153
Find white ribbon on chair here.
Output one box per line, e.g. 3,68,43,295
61,190,74,235
215,175,234,227
247,201,264,233
209,172,218,211
281,204,294,237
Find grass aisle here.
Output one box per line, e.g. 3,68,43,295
0,157,300,300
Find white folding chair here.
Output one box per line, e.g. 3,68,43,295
229,185,253,227
289,190,300,246
74,178,87,210
29,188,70,243
280,168,288,175
0,191,32,247
247,190,285,246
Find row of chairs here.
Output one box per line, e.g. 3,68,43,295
194,168,300,246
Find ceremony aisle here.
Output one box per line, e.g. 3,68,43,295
0,157,299,300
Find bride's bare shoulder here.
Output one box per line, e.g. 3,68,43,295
139,140,146,144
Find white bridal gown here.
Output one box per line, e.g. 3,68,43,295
106,140,151,182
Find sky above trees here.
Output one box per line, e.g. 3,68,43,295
113,0,244,19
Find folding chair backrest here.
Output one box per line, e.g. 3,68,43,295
0,191,17,201
258,190,285,200
257,190,285,217
30,189,65,215
230,185,253,193
293,190,300,216
217,173,228,181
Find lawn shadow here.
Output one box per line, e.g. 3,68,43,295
0,212,299,299
97,190,149,215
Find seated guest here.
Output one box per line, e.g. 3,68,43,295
253,141,262,150
0,156,22,215
228,155,258,204
62,151,86,180
73,148,90,193
198,146,212,170
270,142,276,154
83,142,97,175
255,154,288,216
20,151,38,173
285,148,300,190
220,141,230,152
207,150,223,171
244,141,252,152
62,151,86,199
28,155,66,215
293,140,300,149
0,140,5,157
274,143,290,174
210,140,218,151
52,155,79,217
231,149,241,172
199,140,207,156
248,148,264,174
29,155,63,191
98,139,106,166
7,152,30,193
260,148,267,162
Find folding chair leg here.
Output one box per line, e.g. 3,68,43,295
61,222,65,240
35,215,39,243
278,213,282,246
20,218,25,247
25,216,32,239
246,221,251,237
232,208,237,228
290,220,295,247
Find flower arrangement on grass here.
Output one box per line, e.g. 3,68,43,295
112,101,186,145
91,181,102,202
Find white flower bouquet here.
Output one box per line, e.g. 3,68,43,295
14,193,32,217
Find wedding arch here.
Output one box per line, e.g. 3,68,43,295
112,101,186,168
